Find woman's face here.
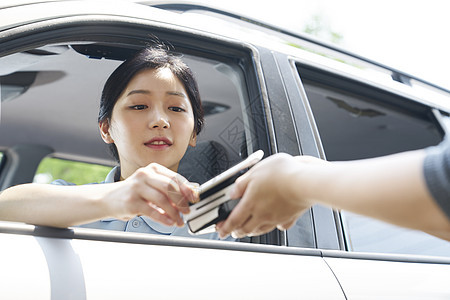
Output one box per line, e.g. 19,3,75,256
100,68,196,178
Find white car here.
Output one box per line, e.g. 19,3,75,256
1,1,449,299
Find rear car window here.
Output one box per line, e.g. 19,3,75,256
298,66,450,257
302,82,442,160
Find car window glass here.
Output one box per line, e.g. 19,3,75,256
342,211,450,257
302,82,442,161
300,75,450,257
179,52,259,167
33,157,112,185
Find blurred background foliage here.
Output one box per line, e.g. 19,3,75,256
34,157,113,185
303,14,343,44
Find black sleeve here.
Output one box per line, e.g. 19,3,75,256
423,138,450,219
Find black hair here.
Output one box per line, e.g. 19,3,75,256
98,46,204,162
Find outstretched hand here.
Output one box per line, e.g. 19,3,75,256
216,154,325,239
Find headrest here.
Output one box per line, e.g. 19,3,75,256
178,140,230,184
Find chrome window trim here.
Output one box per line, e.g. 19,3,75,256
2,221,449,264
0,221,321,256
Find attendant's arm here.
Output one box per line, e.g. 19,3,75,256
0,163,195,228
217,150,450,240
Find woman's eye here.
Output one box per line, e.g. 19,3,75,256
169,106,185,112
130,105,147,110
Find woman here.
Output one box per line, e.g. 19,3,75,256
0,46,225,239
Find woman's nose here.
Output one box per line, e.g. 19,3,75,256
150,109,170,129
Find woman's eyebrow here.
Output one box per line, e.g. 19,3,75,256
126,90,186,98
127,89,150,97
167,91,187,98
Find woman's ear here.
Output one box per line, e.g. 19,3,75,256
189,132,197,147
99,119,114,144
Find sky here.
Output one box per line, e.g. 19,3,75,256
192,0,450,91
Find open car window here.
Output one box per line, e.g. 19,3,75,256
0,42,261,183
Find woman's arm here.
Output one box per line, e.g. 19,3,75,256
0,163,195,228
0,183,118,227
217,150,450,240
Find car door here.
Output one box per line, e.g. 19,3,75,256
273,48,450,298
0,1,346,299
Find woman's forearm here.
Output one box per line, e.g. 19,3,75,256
0,164,195,228
0,183,109,227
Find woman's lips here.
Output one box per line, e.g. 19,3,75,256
144,137,172,150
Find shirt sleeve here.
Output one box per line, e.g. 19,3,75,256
423,138,450,219
50,179,76,186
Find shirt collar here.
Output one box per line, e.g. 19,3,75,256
104,166,121,183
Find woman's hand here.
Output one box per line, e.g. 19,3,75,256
102,163,197,227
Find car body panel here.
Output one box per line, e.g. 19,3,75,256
0,223,346,299
0,233,50,299
324,253,450,299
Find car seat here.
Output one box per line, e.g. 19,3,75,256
178,140,230,185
